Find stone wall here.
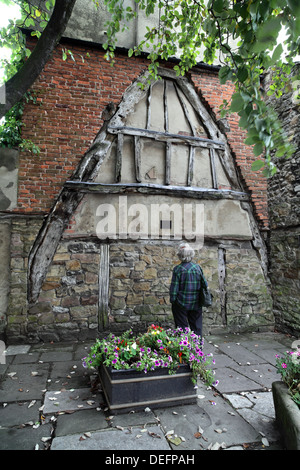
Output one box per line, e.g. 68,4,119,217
265,66,300,336
5,225,273,343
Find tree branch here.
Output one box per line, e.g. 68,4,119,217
0,0,76,119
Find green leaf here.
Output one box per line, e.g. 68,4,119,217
219,65,232,84
253,142,264,157
252,16,281,52
237,66,248,83
251,160,265,171
270,44,283,65
230,93,244,113
212,0,224,14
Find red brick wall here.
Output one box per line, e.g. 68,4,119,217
18,39,268,228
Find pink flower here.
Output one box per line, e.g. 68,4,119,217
281,363,287,368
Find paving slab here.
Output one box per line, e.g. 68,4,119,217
43,387,102,414
155,384,261,450
51,426,170,450
216,342,264,365
211,366,263,393
0,400,42,427
5,345,31,355
229,363,278,389
0,363,50,402
55,408,109,437
0,424,53,450
0,332,292,451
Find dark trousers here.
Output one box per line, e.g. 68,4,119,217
171,301,203,337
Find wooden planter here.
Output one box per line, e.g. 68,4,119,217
272,381,300,450
99,363,197,413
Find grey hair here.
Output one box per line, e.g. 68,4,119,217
177,242,195,262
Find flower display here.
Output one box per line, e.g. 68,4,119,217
83,324,217,387
275,349,300,407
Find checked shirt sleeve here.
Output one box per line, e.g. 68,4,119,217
169,266,180,304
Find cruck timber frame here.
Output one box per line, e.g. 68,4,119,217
27,68,267,305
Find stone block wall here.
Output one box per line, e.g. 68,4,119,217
265,66,300,335
5,225,273,342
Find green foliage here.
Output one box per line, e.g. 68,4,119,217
0,93,40,153
0,0,56,153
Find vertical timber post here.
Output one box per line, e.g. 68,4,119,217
99,244,109,331
218,247,227,325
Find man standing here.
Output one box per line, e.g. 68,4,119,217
170,243,207,338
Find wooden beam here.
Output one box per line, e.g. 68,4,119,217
146,83,153,130
115,133,123,183
134,135,142,182
107,126,225,150
174,83,196,136
209,147,218,189
218,247,227,325
163,80,169,133
99,244,109,331
187,146,195,186
165,142,171,185
65,180,250,201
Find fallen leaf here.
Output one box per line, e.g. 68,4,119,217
168,436,182,446
148,431,161,439
86,400,95,406
214,428,223,434
28,400,36,409
194,432,202,439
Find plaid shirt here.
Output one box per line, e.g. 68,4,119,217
170,262,207,310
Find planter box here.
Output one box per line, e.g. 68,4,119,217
272,381,300,450
99,363,197,413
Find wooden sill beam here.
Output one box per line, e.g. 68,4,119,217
65,180,250,201
107,126,225,150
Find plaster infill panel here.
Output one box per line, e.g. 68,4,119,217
69,194,253,241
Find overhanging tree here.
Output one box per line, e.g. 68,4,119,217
1,0,300,174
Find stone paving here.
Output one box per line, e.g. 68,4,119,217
0,330,295,451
